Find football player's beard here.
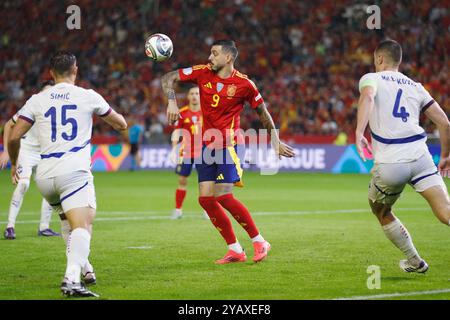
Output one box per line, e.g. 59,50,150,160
211,63,223,72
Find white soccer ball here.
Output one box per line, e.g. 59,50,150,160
145,33,173,62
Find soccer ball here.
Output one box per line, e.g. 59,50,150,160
145,33,173,62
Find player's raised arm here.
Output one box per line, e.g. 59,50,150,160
356,86,375,161
0,119,14,169
7,118,33,184
161,70,181,124
255,103,295,159
424,102,450,177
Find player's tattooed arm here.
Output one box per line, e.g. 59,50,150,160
256,103,295,158
161,71,180,100
256,103,277,133
161,71,181,124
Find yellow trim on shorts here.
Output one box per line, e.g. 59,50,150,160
227,146,243,179
178,144,185,165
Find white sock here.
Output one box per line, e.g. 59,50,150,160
65,228,91,283
82,261,94,275
382,219,421,266
61,220,94,275
7,180,29,228
251,234,265,243
228,242,243,254
39,199,53,231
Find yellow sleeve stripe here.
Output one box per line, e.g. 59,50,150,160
179,106,189,113
359,79,377,92
193,64,210,70
238,76,257,90
247,79,258,90
235,71,248,79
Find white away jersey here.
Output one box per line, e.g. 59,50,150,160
18,82,112,179
12,113,40,154
359,71,435,163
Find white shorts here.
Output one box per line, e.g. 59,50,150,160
16,149,41,180
369,152,446,205
36,171,97,214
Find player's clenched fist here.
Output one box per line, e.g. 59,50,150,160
0,152,9,170
355,133,372,162
438,157,450,178
167,100,179,125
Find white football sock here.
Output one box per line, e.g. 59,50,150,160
61,220,94,275
82,261,94,275
228,242,243,254
382,219,422,266
251,234,265,243
65,228,91,283
39,199,53,231
7,180,29,228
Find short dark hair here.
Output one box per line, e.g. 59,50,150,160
212,39,238,61
40,79,55,90
50,51,76,76
187,84,199,91
375,39,402,66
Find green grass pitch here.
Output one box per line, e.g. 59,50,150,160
0,170,449,300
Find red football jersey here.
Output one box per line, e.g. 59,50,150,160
175,105,203,159
178,64,264,148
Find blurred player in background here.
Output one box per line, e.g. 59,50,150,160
169,86,208,220
356,39,450,273
128,116,144,171
162,40,295,264
0,80,60,239
8,51,127,297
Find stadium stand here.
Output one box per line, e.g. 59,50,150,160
0,0,448,144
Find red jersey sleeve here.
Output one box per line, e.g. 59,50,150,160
178,64,210,83
245,78,264,109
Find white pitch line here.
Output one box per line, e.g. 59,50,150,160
5,210,166,217
248,207,427,216
334,288,450,300
0,207,429,225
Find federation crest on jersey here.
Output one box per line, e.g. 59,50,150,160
216,82,224,93
227,84,237,97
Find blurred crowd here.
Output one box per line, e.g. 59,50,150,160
0,0,448,144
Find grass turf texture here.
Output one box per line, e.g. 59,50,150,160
0,170,449,300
